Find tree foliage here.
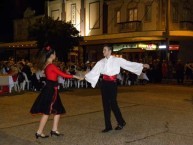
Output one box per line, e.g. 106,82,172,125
28,16,82,62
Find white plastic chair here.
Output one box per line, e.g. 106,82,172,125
58,76,66,89
13,77,20,92
21,72,31,90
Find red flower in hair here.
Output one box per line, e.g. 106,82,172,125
45,46,51,51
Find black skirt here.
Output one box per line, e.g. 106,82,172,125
30,80,66,115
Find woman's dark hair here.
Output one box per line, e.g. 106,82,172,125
34,44,55,70
103,44,113,52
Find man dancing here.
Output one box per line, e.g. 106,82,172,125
85,44,149,133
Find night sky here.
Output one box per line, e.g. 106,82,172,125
0,0,46,42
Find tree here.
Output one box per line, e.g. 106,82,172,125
28,16,82,62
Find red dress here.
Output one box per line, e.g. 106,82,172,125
30,64,73,115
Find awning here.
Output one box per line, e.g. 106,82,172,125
80,30,193,45
0,41,37,48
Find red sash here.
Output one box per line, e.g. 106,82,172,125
49,87,58,114
103,75,117,82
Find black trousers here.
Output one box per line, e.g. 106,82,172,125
101,80,125,129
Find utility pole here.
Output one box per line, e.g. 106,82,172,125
165,0,170,61
80,0,85,36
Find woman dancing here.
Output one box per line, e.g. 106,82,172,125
30,45,82,139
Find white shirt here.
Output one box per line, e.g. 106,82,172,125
85,56,143,88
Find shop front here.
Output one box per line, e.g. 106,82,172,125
0,41,37,61
113,43,158,62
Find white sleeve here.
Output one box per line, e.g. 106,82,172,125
35,72,40,80
85,61,102,88
119,58,143,75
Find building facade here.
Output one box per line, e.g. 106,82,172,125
47,0,193,63
1,0,193,63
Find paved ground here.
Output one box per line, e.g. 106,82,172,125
1,84,193,145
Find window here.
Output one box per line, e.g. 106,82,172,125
182,8,191,21
182,0,191,21
144,4,152,22
89,1,100,29
71,4,76,25
51,9,60,20
116,10,121,23
128,8,138,21
172,3,178,22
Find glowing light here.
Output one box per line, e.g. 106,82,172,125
138,43,157,50
159,45,166,49
158,45,179,50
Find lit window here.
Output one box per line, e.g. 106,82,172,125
116,10,121,23
128,8,138,21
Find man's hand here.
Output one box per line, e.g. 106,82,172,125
78,76,85,81
143,64,150,69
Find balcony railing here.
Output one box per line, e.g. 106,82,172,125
118,21,142,33
180,21,193,30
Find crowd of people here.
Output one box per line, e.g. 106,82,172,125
0,57,97,92
146,59,193,84
0,57,193,93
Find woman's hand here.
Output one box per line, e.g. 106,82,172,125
73,75,84,81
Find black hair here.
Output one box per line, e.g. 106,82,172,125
103,44,113,52
34,43,55,70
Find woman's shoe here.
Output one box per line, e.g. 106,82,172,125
35,133,49,139
50,130,64,137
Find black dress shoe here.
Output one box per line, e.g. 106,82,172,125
35,133,49,139
115,122,126,130
101,128,112,133
50,130,64,137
